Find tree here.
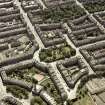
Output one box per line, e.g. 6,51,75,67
66,100,73,105
32,78,38,84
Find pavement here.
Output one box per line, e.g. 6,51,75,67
14,0,45,49
14,0,96,101
1,0,105,104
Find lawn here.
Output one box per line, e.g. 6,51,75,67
73,95,94,105
6,85,29,99
31,96,47,105
71,86,95,105
8,67,46,83
39,44,76,62
40,78,63,105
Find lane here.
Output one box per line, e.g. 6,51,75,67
75,0,105,33
3,0,105,103
51,62,70,97
63,23,94,74
14,0,45,49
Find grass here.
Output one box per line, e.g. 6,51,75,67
8,67,46,83
6,85,29,99
31,96,47,105
73,95,94,105
39,44,76,62
40,78,63,105
71,86,95,105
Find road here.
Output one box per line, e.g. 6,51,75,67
1,0,105,104
50,62,71,99
14,0,45,49
0,77,29,105
75,0,105,33
14,0,97,100
63,23,94,75
0,77,7,99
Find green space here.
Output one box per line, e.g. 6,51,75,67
6,85,29,99
40,78,63,105
67,87,94,105
8,67,46,83
30,96,47,105
72,95,94,105
39,43,76,62
42,2,86,23
1,100,11,105
84,1,105,13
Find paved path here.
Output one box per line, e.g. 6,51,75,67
14,0,45,49
51,63,70,98
1,0,105,104
0,77,7,99
36,0,46,9
63,23,94,75
33,49,40,61
75,0,105,33
16,0,96,100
